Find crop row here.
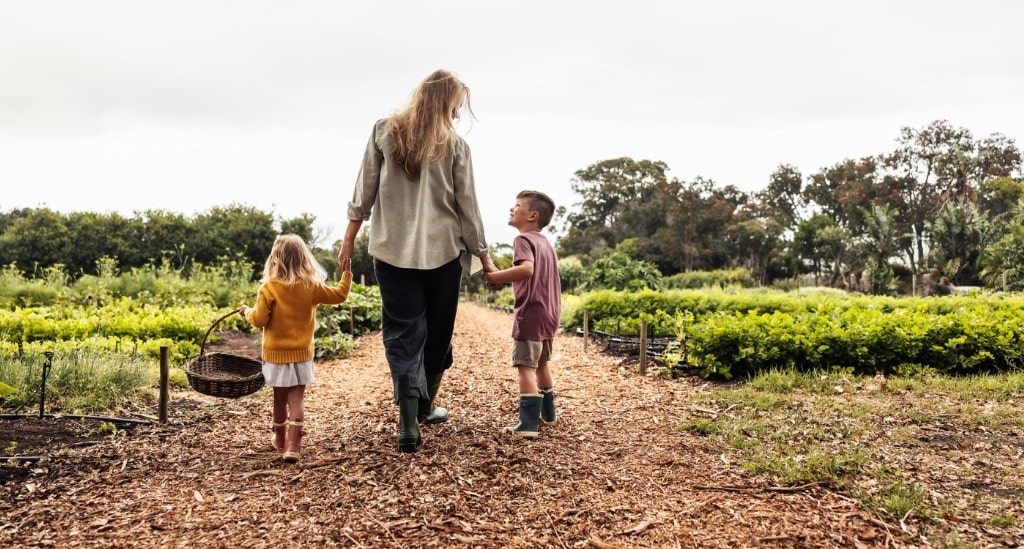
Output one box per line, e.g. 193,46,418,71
562,288,1024,378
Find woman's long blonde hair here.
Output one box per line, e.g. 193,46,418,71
387,69,473,179
261,234,327,286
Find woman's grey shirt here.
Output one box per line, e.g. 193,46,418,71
347,118,488,272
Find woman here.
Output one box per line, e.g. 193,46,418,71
338,69,496,453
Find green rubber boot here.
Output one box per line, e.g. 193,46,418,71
397,397,422,453
503,394,542,439
418,371,449,424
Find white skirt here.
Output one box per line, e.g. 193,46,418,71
262,360,315,388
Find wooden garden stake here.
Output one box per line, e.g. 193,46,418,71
639,319,648,375
159,345,169,424
583,311,589,353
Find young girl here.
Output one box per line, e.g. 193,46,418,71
240,234,353,463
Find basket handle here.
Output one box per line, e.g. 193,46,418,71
199,307,244,356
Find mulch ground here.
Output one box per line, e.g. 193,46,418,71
1,303,928,547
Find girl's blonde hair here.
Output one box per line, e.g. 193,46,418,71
387,69,473,179
261,234,328,286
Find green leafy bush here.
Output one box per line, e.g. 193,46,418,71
663,268,756,289
567,287,1024,378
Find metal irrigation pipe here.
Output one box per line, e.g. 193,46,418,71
38,351,53,419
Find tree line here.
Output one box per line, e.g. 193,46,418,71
0,204,329,280
556,120,1024,293
2,119,1022,294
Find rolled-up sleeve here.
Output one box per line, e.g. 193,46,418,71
452,138,488,256
348,120,385,221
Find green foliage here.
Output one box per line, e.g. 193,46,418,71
978,176,1024,222
565,286,815,336
792,214,848,284
329,284,382,333
167,367,190,389
0,204,334,284
663,268,755,290
0,263,60,307
857,478,931,521
0,258,384,371
559,157,673,258
314,283,382,359
927,201,990,285
279,214,316,244
3,256,259,310
758,164,805,231
981,199,1024,290
559,294,583,330
0,335,199,365
0,349,156,413
570,287,1024,379
857,203,900,294
558,256,586,294
686,301,1024,379
0,214,382,414
315,332,357,360
1,300,212,342
679,418,719,436
882,120,1021,274
0,208,71,270
491,288,515,310
189,204,277,270
183,256,260,308
583,251,663,292
988,514,1018,528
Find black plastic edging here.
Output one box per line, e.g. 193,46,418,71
0,414,151,426
0,456,42,463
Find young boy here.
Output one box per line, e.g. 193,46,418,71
484,190,562,438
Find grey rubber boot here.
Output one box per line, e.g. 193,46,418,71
540,388,557,424
418,371,449,424
503,394,542,439
397,397,422,453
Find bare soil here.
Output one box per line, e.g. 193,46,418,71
0,302,1019,547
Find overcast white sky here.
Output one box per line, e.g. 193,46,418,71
2,1,1022,248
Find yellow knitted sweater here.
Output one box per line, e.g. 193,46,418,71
243,271,353,364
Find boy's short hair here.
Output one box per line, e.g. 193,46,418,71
517,190,556,229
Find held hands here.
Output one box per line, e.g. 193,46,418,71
479,254,497,274
483,272,502,291
337,246,353,274
479,255,502,291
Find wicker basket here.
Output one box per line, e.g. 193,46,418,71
185,309,264,398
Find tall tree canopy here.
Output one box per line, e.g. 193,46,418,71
882,120,1021,271
559,158,675,258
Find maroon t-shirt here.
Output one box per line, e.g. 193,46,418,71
511,231,561,341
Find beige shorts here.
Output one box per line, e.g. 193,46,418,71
511,339,553,368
